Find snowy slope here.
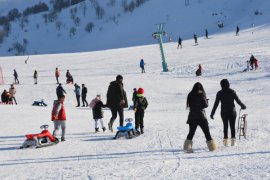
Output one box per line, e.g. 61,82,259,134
0,0,270,56
0,19,270,179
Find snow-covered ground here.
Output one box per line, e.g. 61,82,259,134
0,25,270,179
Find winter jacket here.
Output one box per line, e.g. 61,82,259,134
56,85,66,97
140,60,145,68
51,100,66,121
134,95,148,111
92,100,106,119
106,80,126,108
82,87,87,97
1,91,10,103
55,69,60,77
74,85,80,96
34,71,38,79
187,92,208,124
9,87,16,97
13,71,18,78
211,88,246,116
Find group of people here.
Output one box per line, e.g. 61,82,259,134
184,79,246,153
51,75,149,141
1,84,17,104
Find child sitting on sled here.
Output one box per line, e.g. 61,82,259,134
134,88,148,134
90,95,107,132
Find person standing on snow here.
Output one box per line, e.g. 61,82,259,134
33,70,38,84
210,79,246,146
205,29,209,39
140,59,146,73
196,64,202,76
81,84,88,107
91,94,107,133
13,69,19,84
56,83,66,99
236,26,240,36
134,88,148,134
106,75,128,131
183,82,218,153
193,34,198,45
9,84,17,105
51,94,67,142
55,68,60,84
177,37,182,49
74,83,81,107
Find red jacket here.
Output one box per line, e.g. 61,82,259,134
51,100,66,121
55,70,60,77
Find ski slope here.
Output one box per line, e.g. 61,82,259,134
0,26,270,179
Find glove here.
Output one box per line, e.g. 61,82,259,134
210,115,214,120
241,105,246,110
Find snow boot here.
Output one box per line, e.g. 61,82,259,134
61,137,65,142
223,138,230,146
231,138,237,146
108,123,113,132
95,128,99,133
140,128,144,134
206,139,218,151
102,127,106,132
183,139,193,153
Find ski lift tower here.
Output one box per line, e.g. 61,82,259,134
153,23,168,72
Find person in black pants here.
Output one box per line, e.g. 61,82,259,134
81,84,88,107
134,88,148,134
183,82,218,153
210,79,246,146
56,83,66,99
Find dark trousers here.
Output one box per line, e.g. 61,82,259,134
187,120,212,141
135,110,144,130
11,97,17,105
82,96,88,106
109,106,124,126
141,67,145,73
14,77,19,84
76,95,80,106
221,111,237,139
56,77,59,84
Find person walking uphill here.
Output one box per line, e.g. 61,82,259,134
106,75,128,131
183,82,218,153
210,79,246,146
134,88,148,134
13,69,19,84
51,94,67,142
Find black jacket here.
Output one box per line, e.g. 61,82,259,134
56,85,66,97
211,88,246,116
187,92,208,124
134,96,148,111
106,80,126,108
82,87,87,96
92,100,106,119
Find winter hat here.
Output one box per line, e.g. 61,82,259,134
220,79,230,89
137,88,144,94
116,75,123,81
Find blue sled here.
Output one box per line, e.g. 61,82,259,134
114,118,139,139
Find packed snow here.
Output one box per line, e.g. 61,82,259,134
0,22,270,179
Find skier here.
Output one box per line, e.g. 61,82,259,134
81,84,88,107
51,94,67,142
91,94,107,132
195,64,202,76
236,26,240,36
13,69,19,84
55,68,60,84
183,82,218,153
193,34,198,45
33,70,38,84
177,37,182,49
106,75,128,131
74,83,81,107
56,83,66,99
134,88,148,134
210,79,246,146
205,29,209,39
140,59,146,73
9,84,17,105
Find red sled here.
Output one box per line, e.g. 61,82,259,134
20,125,59,148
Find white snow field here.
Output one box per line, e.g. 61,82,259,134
0,26,270,179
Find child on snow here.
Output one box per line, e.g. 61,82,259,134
134,88,148,134
90,95,107,132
